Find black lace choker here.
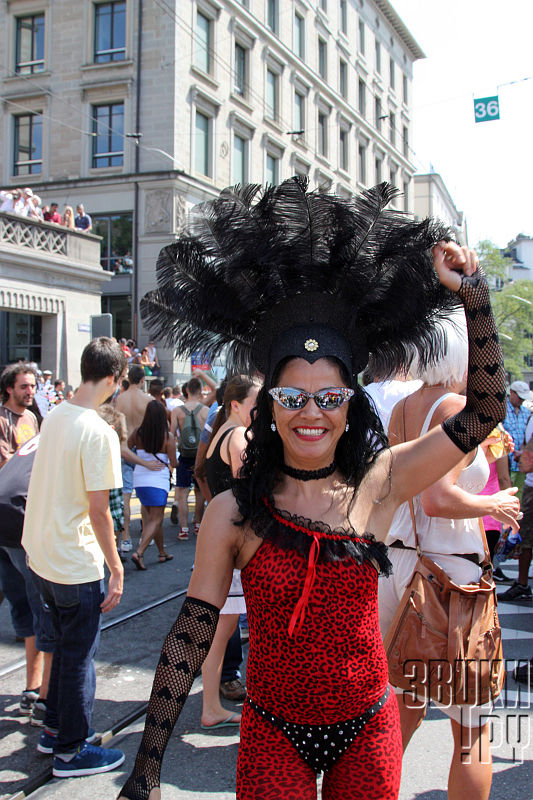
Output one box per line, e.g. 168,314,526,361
281,461,336,481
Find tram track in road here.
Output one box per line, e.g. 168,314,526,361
2,586,189,800
0,587,188,681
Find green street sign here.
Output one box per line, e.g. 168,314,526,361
474,96,500,123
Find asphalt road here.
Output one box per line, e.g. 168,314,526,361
1,501,531,800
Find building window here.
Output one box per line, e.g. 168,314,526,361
358,78,366,115
94,2,125,63
0,312,42,365
375,39,381,74
358,142,366,183
101,295,132,339
266,0,278,34
233,134,248,184
13,113,43,175
390,166,397,188
339,59,347,99
339,128,348,171
403,73,408,104
389,56,395,89
375,156,382,183
320,0,327,11
195,10,212,73
294,90,305,133
266,152,279,184
195,109,211,176
318,38,327,80
403,180,409,212
375,96,382,132
403,125,409,158
15,14,45,74
358,19,365,54
92,212,133,272
318,110,328,157
294,12,305,59
340,0,347,34
389,112,396,146
234,43,247,96
92,103,124,167
266,68,279,120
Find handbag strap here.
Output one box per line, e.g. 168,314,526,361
398,396,492,568
400,397,422,557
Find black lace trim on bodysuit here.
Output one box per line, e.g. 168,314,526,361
118,597,219,800
247,686,390,774
442,269,506,453
260,498,392,576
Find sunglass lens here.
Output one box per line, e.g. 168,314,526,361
315,391,344,409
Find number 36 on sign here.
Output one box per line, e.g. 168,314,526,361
474,96,500,123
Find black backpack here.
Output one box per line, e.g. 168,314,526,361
178,405,203,458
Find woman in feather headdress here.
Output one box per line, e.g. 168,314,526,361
119,179,506,800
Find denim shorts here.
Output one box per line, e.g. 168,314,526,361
176,456,197,489
0,546,55,650
121,459,134,494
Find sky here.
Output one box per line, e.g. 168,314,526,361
389,0,533,248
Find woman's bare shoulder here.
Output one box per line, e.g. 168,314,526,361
202,490,243,534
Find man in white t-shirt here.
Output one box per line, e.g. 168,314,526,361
22,337,127,778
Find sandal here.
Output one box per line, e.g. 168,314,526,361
158,553,174,563
131,552,147,571
178,530,189,541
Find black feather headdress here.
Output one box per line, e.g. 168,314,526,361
141,178,459,384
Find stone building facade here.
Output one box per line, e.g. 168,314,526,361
0,0,423,381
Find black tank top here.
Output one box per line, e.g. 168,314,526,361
205,427,235,497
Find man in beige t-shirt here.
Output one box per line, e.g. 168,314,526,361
22,337,127,777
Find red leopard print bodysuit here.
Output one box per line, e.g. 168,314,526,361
237,513,402,799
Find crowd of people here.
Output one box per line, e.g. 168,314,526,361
0,188,92,232
0,179,531,799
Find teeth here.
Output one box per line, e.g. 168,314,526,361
295,428,326,436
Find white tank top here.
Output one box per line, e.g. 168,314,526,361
133,449,171,491
386,393,489,559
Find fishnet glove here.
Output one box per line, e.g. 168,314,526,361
442,269,506,453
118,597,219,800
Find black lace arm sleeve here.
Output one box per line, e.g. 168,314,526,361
442,269,506,453
118,596,219,800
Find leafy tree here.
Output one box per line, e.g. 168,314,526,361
477,240,533,379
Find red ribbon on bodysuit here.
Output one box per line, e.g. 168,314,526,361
263,497,362,637
288,533,320,636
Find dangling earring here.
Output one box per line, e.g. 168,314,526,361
271,421,277,432
345,422,350,433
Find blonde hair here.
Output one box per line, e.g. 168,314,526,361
62,205,75,228
411,310,468,388
97,404,127,442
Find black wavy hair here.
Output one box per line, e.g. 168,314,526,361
232,357,388,543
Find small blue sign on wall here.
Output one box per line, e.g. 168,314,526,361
474,96,500,123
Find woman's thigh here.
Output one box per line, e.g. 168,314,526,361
322,689,402,800
237,703,317,800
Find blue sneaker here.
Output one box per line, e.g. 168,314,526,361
37,727,98,755
53,742,125,777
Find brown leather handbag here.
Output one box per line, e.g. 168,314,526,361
383,398,505,706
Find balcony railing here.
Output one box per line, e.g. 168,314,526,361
0,212,102,268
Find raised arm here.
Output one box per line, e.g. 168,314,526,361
389,242,506,506
118,492,241,800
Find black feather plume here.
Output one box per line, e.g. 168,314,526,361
141,178,460,380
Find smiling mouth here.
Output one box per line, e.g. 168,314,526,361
294,427,328,437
